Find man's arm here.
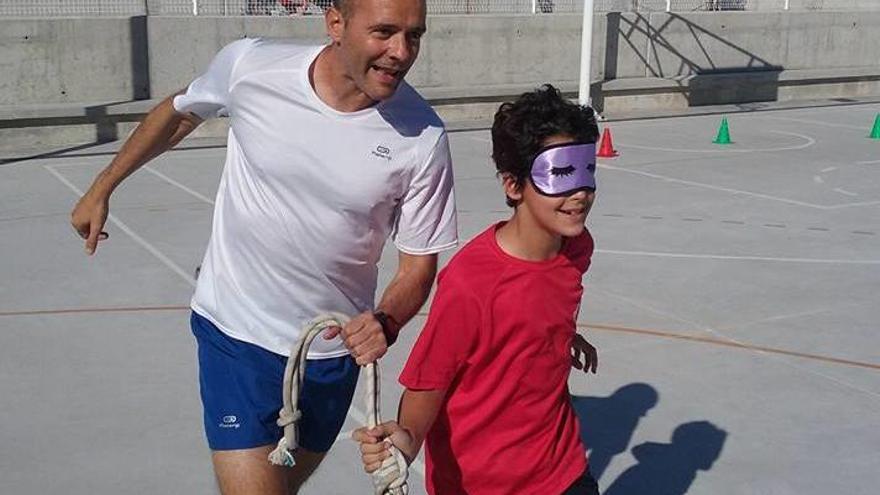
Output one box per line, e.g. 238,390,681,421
70,92,201,254
327,251,438,365
353,388,446,471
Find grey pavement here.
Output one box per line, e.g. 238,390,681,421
1,101,879,494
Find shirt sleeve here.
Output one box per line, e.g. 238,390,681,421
172,38,258,120
391,132,458,255
399,273,480,390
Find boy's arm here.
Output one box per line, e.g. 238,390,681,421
353,388,446,472
70,92,201,255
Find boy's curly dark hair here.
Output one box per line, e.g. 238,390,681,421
491,84,599,207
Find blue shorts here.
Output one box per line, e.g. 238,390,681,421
190,312,359,452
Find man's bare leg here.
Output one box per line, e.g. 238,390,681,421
212,446,327,495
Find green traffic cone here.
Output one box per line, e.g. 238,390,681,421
713,117,732,145
870,114,880,140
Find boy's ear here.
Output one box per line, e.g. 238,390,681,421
501,174,523,203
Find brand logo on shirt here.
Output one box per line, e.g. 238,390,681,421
219,415,241,429
372,145,392,161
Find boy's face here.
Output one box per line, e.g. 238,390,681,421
505,134,596,238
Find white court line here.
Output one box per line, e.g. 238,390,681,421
820,166,838,173
615,130,815,154
857,159,880,165
143,166,216,205
764,116,867,130
44,165,197,288
596,248,880,265
833,187,859,197
598,163,823,208
599,163,880,210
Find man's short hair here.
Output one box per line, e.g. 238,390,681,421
491,84,599,207
332,0,352,17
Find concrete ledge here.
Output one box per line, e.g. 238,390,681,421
598,67,880,112
2,67,878,152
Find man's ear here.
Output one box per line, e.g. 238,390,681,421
501,174,523,203
325,6,345,45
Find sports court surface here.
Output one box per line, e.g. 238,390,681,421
1,100,879,494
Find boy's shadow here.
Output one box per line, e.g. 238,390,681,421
603,421,727,495
572,383,659,481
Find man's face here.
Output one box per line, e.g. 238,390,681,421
329,0,426,102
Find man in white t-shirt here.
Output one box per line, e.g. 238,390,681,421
69,0,457,493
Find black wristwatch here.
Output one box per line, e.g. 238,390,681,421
373,310,398,346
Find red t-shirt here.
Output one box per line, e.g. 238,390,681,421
400,222,594,495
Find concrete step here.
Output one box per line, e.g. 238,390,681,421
3,68,879,155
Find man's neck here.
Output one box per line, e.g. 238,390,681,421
496,213,563,262
310,45,377,113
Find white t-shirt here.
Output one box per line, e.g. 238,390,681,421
174,39,458,358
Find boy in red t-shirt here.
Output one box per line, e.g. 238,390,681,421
354,85,601,495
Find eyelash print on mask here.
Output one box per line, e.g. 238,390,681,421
550,165,576,177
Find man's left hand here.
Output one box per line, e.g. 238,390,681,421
324,311,388,365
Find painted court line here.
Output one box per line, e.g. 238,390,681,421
764,115,867,131
44,165,197,288
616,130,815,154
582,323,880,372
598,163,878,210
833,187,859,197
596,248,880,265
143,166,216,205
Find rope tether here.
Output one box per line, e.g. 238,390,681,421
268,313,409,495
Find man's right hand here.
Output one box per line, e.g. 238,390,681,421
71,189,110,255
352,421,416,473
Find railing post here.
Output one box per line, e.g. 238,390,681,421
579,0,595,106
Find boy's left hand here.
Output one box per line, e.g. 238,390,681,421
571,333,598,374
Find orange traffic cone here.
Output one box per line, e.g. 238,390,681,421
597,128,619,158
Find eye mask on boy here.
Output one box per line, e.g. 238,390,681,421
529,143,596,197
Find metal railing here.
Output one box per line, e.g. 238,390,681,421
0,0,870,17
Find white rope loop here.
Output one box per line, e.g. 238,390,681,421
268,313,409,495
365,360,409,495
269,312,349,467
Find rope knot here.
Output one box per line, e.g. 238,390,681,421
276,409,301,428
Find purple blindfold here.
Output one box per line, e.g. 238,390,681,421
529,143,597,196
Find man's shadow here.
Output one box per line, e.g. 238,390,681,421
604,421,727,495
572,383,660,481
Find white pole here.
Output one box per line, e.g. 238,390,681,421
666,0,671,12
532,0,538,14
784,0,790,10
578,0,595,106
192,0,198,15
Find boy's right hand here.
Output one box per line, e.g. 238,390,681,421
352,421,416,473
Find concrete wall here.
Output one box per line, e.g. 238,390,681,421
607,11,880,79
0,17,149,105
1,11,879,106
146,14,604,97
